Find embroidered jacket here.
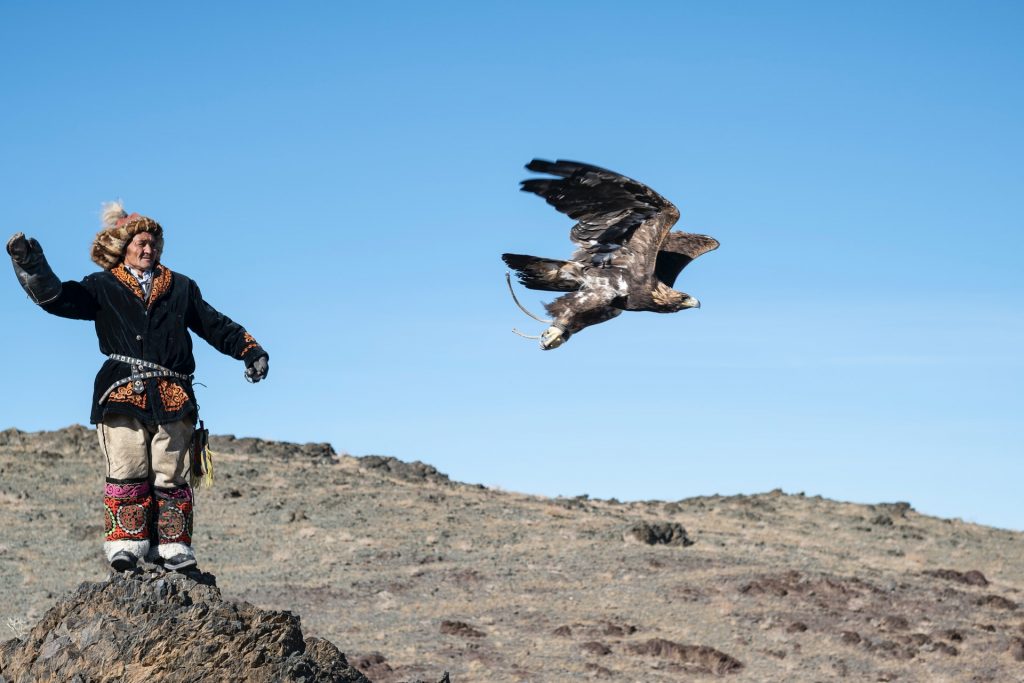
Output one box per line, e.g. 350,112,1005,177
42,263,266,425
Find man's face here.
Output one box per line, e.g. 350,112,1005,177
124,232,159,271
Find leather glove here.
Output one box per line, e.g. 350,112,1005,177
6,232,40,265
8,232,61,305
245,354,269,383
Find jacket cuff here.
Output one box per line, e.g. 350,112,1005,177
242,345,268,368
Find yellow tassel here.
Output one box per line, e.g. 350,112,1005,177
200,445,215,489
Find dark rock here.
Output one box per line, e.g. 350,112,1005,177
600,621,637,636
839,631,861,645
626,638,742,675
352,651,393,678
209,434,337,462
584,662,613,678
627,521,694,547
358,455,451,485
934,629,964,642
439,620,485,638
923,569,990,587
877,615,910,632
0,569,368,682
976,595,1018,610
580,641,611,656
875,502,913,517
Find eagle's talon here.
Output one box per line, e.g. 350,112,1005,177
540,326,567,350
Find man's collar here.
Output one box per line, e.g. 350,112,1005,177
125,264,156,279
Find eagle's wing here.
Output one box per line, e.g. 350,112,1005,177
544,292,623,328
654,232,720,288
501,253,584,292
520,159,679,249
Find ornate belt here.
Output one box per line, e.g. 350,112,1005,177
99,354,194,405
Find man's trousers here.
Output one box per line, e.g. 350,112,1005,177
97,414,195,564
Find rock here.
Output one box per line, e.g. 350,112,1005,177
357,456,451,485
580,641,611,656
0,568,368,683
839,631,861,645
626,638,742,675
626,521,694,547
923,569,989,587
439,620,484,638
976,595,1018,610
209,435,338,463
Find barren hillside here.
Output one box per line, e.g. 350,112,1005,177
1,426,1022,681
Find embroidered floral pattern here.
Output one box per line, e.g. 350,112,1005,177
107,383,148,409
158,379,190,412
111,264,173,309
111,264,145,300
105,481,150,499
148,266,172,309
239,331,259,358
155,486,193,545
104,479,153,542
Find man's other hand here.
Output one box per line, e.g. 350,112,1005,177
245,355,269,383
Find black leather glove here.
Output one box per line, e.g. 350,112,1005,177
8,232,61,305
6,232,38,264
245,354,269,383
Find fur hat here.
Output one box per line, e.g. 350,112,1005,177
91,200,164,270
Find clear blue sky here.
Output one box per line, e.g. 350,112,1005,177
2,2,1022,529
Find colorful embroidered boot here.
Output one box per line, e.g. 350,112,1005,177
103,478,153,570
154,485,196,571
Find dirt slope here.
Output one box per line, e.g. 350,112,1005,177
2,426,1022,681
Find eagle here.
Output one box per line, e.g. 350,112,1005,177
502,159,719,349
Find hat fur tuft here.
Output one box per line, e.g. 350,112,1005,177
91,200,164,270
100,200,128,230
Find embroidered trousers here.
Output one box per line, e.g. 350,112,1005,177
97,414,195,562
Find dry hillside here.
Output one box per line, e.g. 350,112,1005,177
1,426,1022,682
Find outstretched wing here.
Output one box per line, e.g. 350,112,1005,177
501,253,583,292
654,232,719,287
520,159,679,248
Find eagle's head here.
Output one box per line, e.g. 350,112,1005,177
652,282,701,312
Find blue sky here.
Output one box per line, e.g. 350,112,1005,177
2,2,1022,529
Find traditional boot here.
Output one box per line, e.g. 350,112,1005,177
103,478,153,570
154,485,196,571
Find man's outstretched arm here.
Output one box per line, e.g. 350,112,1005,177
8,232,97,319
8,232,61,305
186,279,269,383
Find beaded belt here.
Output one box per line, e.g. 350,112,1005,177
99,354,194,405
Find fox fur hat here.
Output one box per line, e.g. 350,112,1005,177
91,200,164,270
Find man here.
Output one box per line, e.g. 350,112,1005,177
7,201,269,572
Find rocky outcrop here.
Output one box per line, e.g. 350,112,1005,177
0,567,369,683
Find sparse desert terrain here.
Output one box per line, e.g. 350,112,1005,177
1,426,1022,681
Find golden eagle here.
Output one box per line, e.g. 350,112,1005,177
502,159,719,349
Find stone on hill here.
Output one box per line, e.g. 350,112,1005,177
0,566,369,683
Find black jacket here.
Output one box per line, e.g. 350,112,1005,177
42,263,265,425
